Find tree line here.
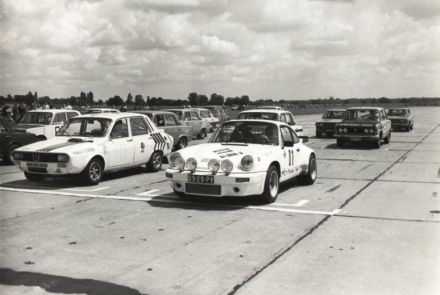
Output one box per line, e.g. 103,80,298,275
0,91,439,107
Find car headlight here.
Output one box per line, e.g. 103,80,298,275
208,159,220,174
369,128,374,134
364,128,368,133
169,152,185,170
343,128,348,133
240,155,254,171
338,128,343,133
184,157,197,172
57,154,69,162
221,159,233,174
13,152,23,160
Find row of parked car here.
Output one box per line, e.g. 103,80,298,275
315,107,414,148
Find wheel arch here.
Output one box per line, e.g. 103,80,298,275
268,161,281,176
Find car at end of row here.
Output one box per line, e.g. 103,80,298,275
334,107,391,148
315,109,345,138
387,108,414,131
165,119,317,203
12,113,173,185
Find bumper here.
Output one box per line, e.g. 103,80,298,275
391,123,410,129
334,133,380,142
17,160,84,175
316,126,335,134
166,169,266,197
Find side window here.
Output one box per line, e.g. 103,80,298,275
155,114,165,127
67,112,78,120
53,113,67,124
164,114,178,126
110,118,129,138
280,126,294,146
183,112,191,121
190,111,200,120
286,114,295,125
280,114,286,122
291,128,299,144
130,117,149,136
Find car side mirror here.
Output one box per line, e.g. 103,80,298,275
299,136,309,143
288,122,295,126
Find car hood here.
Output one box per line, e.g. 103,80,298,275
17,136,99,153
177,142,278,172
15,124,46,132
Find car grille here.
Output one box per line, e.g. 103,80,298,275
186,183,221,196
28,167,48,173
21,152,59,162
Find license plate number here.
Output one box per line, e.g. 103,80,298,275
350,138,362,142
188,175,214,184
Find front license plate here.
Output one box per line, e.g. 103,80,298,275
188,175,214,184
350,137,362,142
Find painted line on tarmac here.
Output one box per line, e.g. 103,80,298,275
270,200,309,207
136,189,160,197
61,186,110,192
0,186,337,216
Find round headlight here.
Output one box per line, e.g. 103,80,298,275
343,128,348,133
369,128,374,133
221,159,233,174
208,159,220,173
57,154,69,162
240,155,254,171
184,157,197,172
364,128,368,133
13,152,23,160
169,152,185,170
338,128,343,132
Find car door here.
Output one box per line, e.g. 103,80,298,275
279,126,297,182
129,116,153,163
190,111,203,136
381,110,391,136
161,113,180,143
106,118,135,168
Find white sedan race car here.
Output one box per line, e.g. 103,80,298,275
166,120,317,203
12,113,173,185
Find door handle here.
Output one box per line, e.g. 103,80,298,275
127,139,133,142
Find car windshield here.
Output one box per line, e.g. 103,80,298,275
323,111,344,119
19,112,53,125
167,110,183,120
238,112,278,121
388,109,407,116
57,117,112,137
211,121,279,145
344,109,379,121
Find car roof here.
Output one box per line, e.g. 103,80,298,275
226,119,287,126
133,110,176,115
28,109,80,113
86,108,119,111
75,112,149,120
346,107,384,111
239,109,288,114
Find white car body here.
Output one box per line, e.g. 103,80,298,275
16,109,81,139
193,108,220,131
238,109,304,136
12,113,173,184
166,120,316,201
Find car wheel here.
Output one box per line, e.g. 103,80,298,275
316,132,321,138
374,135,382,148
337,139,344,148
261,165,279,203
176,137,187,150
24,171,45,182
410,124,413,130
198,129,207,139
147,151,163,172
299,154,317,185
82,158,104,185
4,143,20,164
384,131,391,144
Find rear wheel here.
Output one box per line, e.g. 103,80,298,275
299,154,317,185
198,128,207,139
147,151,163,172
4,143,19,164
176,137,187,150
24,172,45,182
81,158,103,185
261,165,279,203
384,131,391,144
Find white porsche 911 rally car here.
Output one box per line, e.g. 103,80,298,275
12,113,173,185
166,119,317,203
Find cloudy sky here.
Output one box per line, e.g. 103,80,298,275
1,0,439,101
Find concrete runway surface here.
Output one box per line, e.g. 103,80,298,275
0,107,439,295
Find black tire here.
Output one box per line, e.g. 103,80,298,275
4,143,20,164
198,128,207,139
299,154,317,185
24,172,45,182
176,137,187,150
261,165,279,203
406,125,410,132
337,139,344,148
316,132,321,138
374,135,382,148
147,151,163,172
81,158,104,185
384,131,391,144
410,124,413,130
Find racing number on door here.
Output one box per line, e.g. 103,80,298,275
287,150,294,166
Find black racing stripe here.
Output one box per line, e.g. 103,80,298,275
158,133,164,150
37,141,83,152
151,133,158,150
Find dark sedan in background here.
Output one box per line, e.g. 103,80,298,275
0,116,42,164
387,108,414,131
